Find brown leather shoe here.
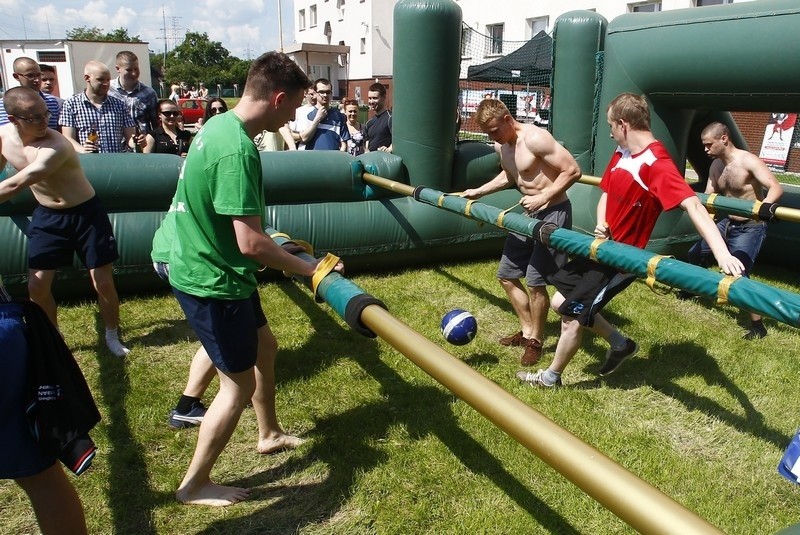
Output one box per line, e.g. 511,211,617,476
499,331,528,347
520,338,543,366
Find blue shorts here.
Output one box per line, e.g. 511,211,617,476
28,196,119,270
0,304,57,479
687,218,766,276
497,200,571,287
172,289,268,374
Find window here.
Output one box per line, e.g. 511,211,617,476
37,51,66,62
337,0,345,20
487,24,503,55
299,9,306,31
324,21,332,44
629,2,661,12
695,0,732,5
310,5,317,27
360,37,366,54
526,17,549,39
310,65,331,82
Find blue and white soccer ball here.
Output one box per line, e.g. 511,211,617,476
441,309,478,346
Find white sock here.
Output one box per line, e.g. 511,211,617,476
105,328,130,357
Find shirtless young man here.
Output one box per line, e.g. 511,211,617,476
462,98,581,366
0,87,129,357
680,121,784,339
517,93,745,388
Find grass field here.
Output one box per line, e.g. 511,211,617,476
1,259,799,534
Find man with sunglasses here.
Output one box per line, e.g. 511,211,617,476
0,86,130,358
0,57,61,130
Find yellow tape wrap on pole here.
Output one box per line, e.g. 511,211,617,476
589,238,606,261
311,252,341,299
716,275,740,305
645,255,674,294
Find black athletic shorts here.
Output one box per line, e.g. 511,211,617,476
550,257,637,328
28,196,119,270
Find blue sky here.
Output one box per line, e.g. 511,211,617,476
0,0,297,60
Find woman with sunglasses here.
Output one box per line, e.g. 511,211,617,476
197,98,228,132
343,99,366,156
141,99,193,157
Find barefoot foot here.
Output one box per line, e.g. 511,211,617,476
257,433,304,455
176,481,250,506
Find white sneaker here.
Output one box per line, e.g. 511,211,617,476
105,337,130,358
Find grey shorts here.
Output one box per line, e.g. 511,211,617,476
497,200,571,287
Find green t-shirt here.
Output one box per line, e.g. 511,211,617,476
151,206,174,264
166,112,265,299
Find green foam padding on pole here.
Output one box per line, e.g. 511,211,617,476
413,185,800,328
392,0,462,190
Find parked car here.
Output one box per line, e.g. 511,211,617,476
177,98,207,126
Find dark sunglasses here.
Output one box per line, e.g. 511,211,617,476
211,107,225,114
160,110,181,118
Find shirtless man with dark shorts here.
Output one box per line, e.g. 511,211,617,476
681,121,783,339
0,86,129,356
462,98,581,366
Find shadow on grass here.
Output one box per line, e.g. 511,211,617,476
589,340,789,449
92,313,160,535
195,282,579,534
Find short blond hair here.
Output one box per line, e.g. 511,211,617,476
476,98,510,128
607,93,650,131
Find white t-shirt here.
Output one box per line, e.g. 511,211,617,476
290,104,316,150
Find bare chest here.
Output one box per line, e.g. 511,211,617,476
717,163,756,199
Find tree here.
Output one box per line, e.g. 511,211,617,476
67,26,143,42
165,32,251,92
171,32,230,68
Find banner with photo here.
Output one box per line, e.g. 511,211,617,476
759,113,797,170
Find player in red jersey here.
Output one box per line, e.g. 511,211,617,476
517,93,744,387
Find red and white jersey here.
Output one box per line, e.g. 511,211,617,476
600,141,694,248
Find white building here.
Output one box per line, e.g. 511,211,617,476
0,40,153,99
290,0,753,105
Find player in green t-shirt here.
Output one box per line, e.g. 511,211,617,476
157,52,336,507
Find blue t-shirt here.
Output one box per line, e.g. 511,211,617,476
305,107,350,150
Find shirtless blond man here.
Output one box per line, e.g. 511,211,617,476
0,87,129,356
681,121,784,339
462,99,581,366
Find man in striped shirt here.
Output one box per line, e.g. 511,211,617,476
60,61,137,153
0,57,61,130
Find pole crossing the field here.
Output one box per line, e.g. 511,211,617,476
361,173,800,329
268,227,725,535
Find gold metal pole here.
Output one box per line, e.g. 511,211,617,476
359,305,724,535
363,172,415,196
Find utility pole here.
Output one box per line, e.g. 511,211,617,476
277,0,284,52
162,5,167,68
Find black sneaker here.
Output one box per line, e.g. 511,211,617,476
676,290,695,301
599,339,639,377
168,401,207,429
743,324,767,340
